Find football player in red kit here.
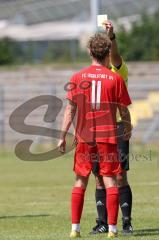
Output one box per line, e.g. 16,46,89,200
58,33,132,238
91,21,133,235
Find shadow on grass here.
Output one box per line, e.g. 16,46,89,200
0,214,52,219
80,229,159,239
133,228,159,237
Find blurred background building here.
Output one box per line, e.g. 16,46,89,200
0,0,159,40
0,0,159,146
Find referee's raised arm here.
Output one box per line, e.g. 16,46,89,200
103,20,122,68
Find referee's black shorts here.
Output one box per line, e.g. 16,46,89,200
117,122,129,171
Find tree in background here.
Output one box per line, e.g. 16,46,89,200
0,38,14,65
117,11,159,61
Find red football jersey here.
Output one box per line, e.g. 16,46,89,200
66,65,131,144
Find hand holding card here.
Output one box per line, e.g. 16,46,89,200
97,15,108,28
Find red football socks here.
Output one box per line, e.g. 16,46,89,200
71,187,85,224
106,187,119,225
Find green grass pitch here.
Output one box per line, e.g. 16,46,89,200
0,143,158,240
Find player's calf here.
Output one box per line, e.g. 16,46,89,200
103,176,119,238
70,175,88,238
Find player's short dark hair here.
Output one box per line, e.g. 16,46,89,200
88,33,111,63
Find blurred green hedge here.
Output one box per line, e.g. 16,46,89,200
117,11,159,61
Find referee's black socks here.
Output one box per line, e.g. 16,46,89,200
95,189,107,224
119,185,132,220
95,185,132,224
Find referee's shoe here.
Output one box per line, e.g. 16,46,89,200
122,217,133,234
89,219,108,234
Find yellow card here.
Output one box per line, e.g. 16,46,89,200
97,15,108,28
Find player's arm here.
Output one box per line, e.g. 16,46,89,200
58,100,76,153
104,20,122,68
118,105,132,140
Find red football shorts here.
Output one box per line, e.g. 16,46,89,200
74,142,122,177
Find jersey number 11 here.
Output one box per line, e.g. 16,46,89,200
91,80,101,110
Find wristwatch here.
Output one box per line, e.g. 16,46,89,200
110,33,116,41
